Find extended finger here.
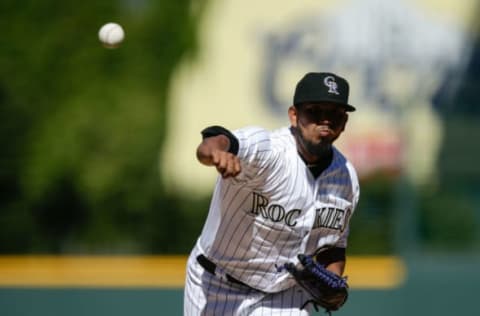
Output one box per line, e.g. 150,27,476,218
213,152,229,174
231,157,241,176
221,156,241,178
211,150,222,165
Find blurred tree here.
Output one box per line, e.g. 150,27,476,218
0,0,209,253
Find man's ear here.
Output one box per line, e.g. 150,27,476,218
288,106,298,127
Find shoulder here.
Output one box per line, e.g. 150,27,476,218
232,125,270,139
231,126,273,161
232,126,293,166
233,126,292,148
332,147,360,195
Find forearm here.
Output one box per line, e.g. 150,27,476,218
326,260,346,276
316,247,346,276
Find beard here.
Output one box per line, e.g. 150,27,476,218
292,125,332,158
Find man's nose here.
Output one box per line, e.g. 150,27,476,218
315,112,331,123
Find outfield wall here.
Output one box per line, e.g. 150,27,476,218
1,255,478,316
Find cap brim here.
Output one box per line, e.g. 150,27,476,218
295,99,356,112
326,99,356,112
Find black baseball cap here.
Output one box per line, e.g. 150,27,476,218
293,72,356,112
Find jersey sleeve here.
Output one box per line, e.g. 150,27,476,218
230,126,276,186
334,161,360,248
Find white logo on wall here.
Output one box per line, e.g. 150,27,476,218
259,0,471,181
324,76,340,95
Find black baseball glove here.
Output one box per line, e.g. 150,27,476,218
280,254,349,314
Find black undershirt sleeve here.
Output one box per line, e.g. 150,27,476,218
201,125,239,155
315,247,346,266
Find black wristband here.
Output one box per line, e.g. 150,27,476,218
201,125,239,155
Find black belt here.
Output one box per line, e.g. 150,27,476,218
196,254,249,287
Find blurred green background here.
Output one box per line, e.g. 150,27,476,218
1,0,480,315
0,0,210,254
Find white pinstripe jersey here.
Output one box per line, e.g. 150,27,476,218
195,126,360,293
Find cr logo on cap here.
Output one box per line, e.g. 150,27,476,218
323,76,340,95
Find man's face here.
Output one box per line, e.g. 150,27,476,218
289,103,348,158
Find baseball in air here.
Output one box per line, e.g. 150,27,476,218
98,22,125,48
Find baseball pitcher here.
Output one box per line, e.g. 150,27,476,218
184,72,360,315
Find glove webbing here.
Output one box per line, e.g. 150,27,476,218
276,255,348,315
297,254,348,289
